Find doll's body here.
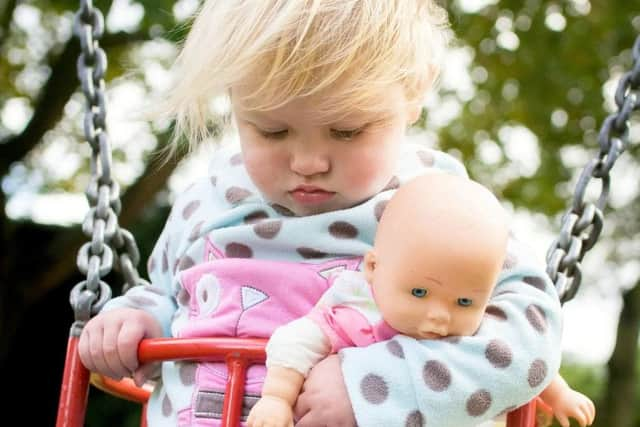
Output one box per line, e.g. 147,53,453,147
248,173,595,427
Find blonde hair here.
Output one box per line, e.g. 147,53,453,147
162,0,451,150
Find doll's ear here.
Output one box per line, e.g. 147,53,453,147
364,250,377,283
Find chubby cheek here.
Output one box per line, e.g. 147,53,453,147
240,142,282,197
458,311,485,336
341,144,398,198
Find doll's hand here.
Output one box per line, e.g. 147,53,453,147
78,307,163,386
547,388,596,427
247,395,294,427
293,355,356,427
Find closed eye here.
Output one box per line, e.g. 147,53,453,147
330,127,363,140
258,129,288,140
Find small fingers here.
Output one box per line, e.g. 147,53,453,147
77,326,96,372
117,320,146,373
292,391,311,423
555,412,570,427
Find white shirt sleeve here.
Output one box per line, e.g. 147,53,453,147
265,316,332,377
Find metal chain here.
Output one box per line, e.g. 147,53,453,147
69,0,149,333
546,35,640,304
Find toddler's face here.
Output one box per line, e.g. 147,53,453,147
232,86,417,216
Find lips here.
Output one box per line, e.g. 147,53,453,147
289,185,335,205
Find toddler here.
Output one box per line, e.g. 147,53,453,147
247,173,595,427
78,1,565,426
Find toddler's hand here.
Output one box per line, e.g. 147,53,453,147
247,395,294,427
78,307,163,386
293,355,356,427
548,388,596,427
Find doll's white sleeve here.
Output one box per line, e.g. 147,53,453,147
266,317,332,377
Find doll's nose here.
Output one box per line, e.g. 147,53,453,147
422,307,450,335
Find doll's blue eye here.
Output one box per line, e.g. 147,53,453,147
411,288,428,298
457,298,473,307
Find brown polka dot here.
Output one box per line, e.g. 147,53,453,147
374,200,388,222
210,176,217,186
528,359,547,387
189,220,204,241
182,200,201,220
178,362,197,385
441,336,461,344
485,339,512,368
502,252,517,269
244,210,269,224
417,150,435,166
525,304,547,333
381,176,400,191
225,187,253,204
126,295,157,307
253,220,282,239
225,242,253,258
405,410,426,427
177,288,190,306
329,221,358,239
484,305,507,321
466,389,492,416
360,373,388,404
523,276,546,291
162,251,169,273
162,393,173,417
423,360,451,392
297,247,328,259
386,340,405,358
147,257,156,274
173,259,180,274
271,204,295,216
230,152,243,165
177,256,196,272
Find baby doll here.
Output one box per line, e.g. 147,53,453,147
247,172,595,427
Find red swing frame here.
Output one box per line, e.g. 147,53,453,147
56,335,552,427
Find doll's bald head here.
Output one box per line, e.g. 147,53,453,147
364,173,510,337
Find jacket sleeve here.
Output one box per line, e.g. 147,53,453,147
340,236,563,427
101,177,227,337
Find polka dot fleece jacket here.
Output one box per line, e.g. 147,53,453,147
102,142,562,427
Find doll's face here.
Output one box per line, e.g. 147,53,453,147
364,248,496,339
363,173,509,339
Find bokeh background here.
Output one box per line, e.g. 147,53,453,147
0,0,638,426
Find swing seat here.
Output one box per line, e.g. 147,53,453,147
57,335,552,427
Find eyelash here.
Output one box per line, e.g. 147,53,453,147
257,127,365,140
331,128,363,140
258,129,288,140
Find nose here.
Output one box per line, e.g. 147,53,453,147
289,140,330,177
422,306,450,335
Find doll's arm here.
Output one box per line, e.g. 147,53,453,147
248,317,332,427
339,237,563,427
540,375,595,427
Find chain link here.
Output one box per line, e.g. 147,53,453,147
547,35,640,304
71,0,149,328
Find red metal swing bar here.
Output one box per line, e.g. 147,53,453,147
57,336,548,427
